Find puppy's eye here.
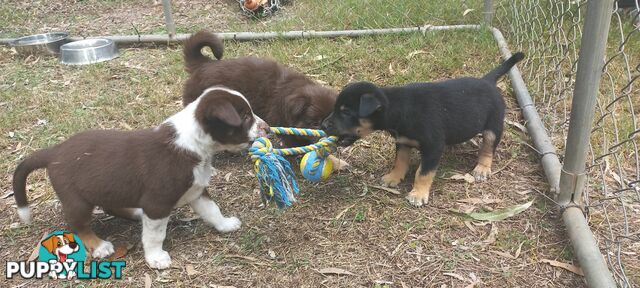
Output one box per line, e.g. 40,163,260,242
57,241,62,247
341,108,354,117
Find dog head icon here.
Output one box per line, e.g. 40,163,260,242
41,233,80,262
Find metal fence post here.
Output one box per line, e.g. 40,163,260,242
558,0,616,287
162,0,176,39
483,0,494,25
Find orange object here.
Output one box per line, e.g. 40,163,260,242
244,0,268,11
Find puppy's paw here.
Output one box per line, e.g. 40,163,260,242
382,173,403,187
145,250,172,270
92,240,115,258
472,164,492,181
215,216,242,233
406,189,429,207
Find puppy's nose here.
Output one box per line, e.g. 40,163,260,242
321,117,332,131
255,116,270,137
69,242,77,249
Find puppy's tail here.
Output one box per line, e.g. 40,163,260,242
183,30,224,74
13,148,54,224
482,52,525,83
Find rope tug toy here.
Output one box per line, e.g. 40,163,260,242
248,127,338,208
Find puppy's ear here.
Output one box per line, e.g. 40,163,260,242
41,236,57,253
359,93,381,117
285,96,309,124
63,233,75,243
208,101,242,127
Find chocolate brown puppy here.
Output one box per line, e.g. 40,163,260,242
13,87,269,269
182,30,348,169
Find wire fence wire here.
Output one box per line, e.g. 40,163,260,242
496,0,640,286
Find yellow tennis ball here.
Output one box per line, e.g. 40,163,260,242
300,151,333,182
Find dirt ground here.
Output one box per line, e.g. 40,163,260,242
0,1,591,287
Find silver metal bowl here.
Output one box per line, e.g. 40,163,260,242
10,32,70,55
60,39,119,65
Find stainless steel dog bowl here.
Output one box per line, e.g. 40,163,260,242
60,39,119,65
10,32,70,55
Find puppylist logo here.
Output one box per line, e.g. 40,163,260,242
6,230,125,280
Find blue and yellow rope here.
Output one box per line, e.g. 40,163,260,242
248,127,337,208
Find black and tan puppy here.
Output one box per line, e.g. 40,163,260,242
321,53,524,207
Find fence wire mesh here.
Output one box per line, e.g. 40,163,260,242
496,0,640,286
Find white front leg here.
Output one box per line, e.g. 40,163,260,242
141,214,171,269
189,195,241,233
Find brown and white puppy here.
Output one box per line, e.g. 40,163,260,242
13,87,269,269
182,30,348,169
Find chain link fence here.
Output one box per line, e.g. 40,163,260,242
495,0,640,286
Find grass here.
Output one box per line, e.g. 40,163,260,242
496,1,640,285
0,0,485,38
0,0,614,287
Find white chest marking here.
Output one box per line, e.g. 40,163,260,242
176,159,217,207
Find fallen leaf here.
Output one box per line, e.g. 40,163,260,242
108,244,129,260
540,259,584,276
482,224,498,246
443,272,465,281
186,264,198,276
334,204,355,220
449,173,475,183
507,120,527,133
267,249,276,259
224,172,232,182
14,141,22,152
464,221,477,233
144,273,152,288
313,55,327,61
225,254,268,266
491,250,516,259
317,267,355,276
1,190,14,199
463,8,475,16
451,200,533,221
406,50,428,59
369,185,401,195
514,241,525,258
457,197,503,205
388,62,395,74
516,189,533,195
178,215,200,222
9,131,15,138
607,169,624,187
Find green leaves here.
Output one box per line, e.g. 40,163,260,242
451,200,534,222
